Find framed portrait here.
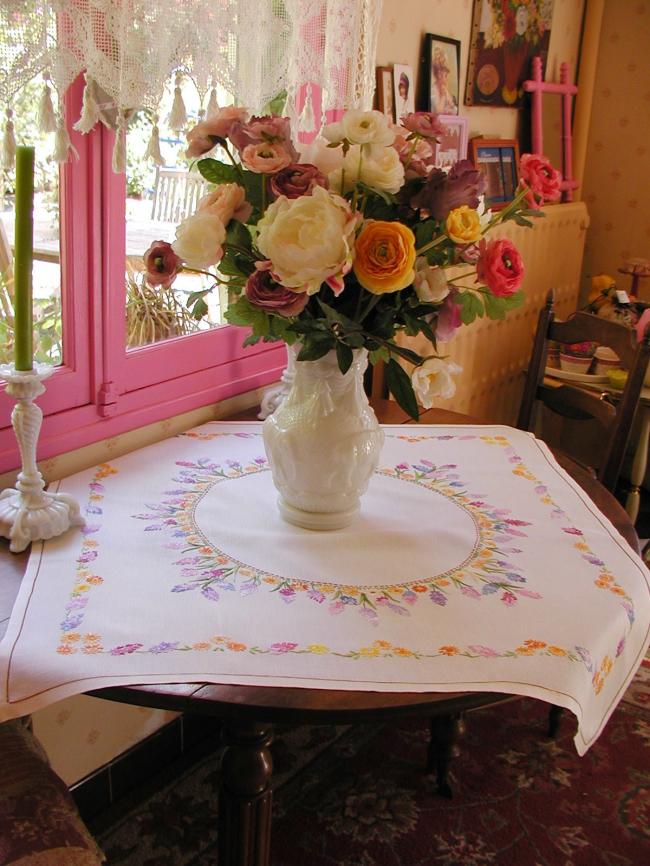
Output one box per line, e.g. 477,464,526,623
469,137,520,210
392,63,415,121
375,66,395,122
465,0,554,108
421,34,460,116
433,115,469,168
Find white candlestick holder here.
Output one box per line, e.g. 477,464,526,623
0,363,83,553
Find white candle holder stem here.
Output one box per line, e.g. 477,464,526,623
0,364,83,553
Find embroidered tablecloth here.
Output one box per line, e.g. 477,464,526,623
1,423,649,754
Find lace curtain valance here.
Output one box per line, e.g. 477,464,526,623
0,0,383,170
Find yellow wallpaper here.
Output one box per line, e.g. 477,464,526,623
581,1,650,301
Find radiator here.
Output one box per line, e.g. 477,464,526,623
404,201,589,424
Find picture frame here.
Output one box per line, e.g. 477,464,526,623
421,34,460,115
469,137,520,210
392,63,415,120
433,115,469,168
375,66,395,122
464,0,554,108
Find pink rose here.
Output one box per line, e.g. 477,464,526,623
245,266,309,317
477,238,525,297
436,292,462,341
519,153,562,208
269,163,328,199
392,131,435,179
143,240,182,289
230,115,298,160
185,107,249,158
400,111,445,139
198,183,253,224
241,142,293,174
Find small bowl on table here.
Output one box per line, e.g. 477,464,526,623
607,369,628,390
593,346,621,376
560,353,593,375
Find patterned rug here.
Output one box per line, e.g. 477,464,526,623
92,661,650,866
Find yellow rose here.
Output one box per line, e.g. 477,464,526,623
353,220,416,294
445,205,482,244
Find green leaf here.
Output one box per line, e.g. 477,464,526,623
191,297,209,320
369,346,390,365
483,292,508,320
336,342,354,373
197,159,239,184
297,339,335,361
386,359,419,420
240,171,264,213
456,291,484,325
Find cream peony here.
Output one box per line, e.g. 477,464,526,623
298,137,345,176
172,211,226,269
329,144,405,195
323,109,395,147
256,186,358,295
411,358,462,408
413,257,450,303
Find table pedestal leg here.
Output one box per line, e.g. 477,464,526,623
625,406,650,524
426,713,465,798
218,720,274,866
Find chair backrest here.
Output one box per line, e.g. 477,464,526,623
517,290,650,491
151,167,209,223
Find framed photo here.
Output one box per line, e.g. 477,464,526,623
392,63,415,121
433,115,469,168
469,137,520,210
465,0,554,108
421,34,460,115
375,66,395,122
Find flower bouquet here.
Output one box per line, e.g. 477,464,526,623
145,108,560,419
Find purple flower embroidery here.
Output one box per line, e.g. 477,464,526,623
201,586,220,602
429,590,447,606
110,643,143,656
279,587,296,603
148,641,179,654
61,615,83,631
308,589,325,604
469,644,499,657
460,585,481,599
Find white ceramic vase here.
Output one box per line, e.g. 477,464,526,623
263,345,385,530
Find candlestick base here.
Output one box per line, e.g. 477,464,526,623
0,363,83,553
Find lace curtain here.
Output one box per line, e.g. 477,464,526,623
0,0,383,170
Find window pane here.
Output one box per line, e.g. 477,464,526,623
1,80,62,367
125,81,231,351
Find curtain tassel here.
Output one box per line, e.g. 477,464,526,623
145,118,164,165
2,109,16,170
73,74,101,133
168,72,187,134
207,85,219,119
38,75,58,134
298,85,315,134
53,115,79,164
112,111,128,173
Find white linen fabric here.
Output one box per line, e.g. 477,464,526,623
1,423,648,756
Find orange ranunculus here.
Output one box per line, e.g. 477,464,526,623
353,220,416,294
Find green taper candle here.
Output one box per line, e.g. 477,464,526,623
14,145,35,371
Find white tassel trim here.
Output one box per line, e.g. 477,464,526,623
207,86,219,118
168,72,187,133
145,119,164,165
39,77,58,135
73,74,101,133
53,116,79,164
299,85,315,133
2,109,16,170
111,112,128,173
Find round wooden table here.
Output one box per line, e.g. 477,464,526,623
0,407,640,866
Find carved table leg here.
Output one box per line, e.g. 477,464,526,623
547,705,564,738
218,720,274,866
426,713,465,799
625,405,650,524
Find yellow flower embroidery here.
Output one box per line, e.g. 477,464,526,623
307,644,329,654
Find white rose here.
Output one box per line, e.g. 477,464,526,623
413,257,450,303
411,358,462,408
298,137,344,176
172,211,226,269
329,144,405,195
257,185,358,295
323,109,395,147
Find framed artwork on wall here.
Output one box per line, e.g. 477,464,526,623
420,33,460,115
375,66,395,121
469,137,520,210
393,63,415,120
434,115,469,168
465,0,554,108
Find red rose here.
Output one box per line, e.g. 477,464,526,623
476,238,524,297
245,267,309,317
519,153,562,208
269,163,329,199
143,240,182,289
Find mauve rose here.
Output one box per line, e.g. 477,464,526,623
393,131,435,179
143,240,182,289
230,115,298,161
270,163,328,199
241,142,293,174
401,112,445,139
519,153,562,208
245,267,309,317
410,159,486,219
185,107,249,157
436,292,462,341
476,238,524,297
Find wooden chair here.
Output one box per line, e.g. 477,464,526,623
150,167,209,223
517,290,650,494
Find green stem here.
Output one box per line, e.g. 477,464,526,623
221,141,245,180
183,266,227,284
415,234,447,256
403,137,419,172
